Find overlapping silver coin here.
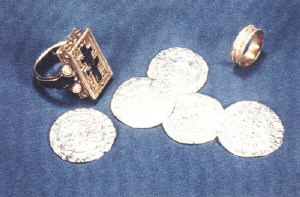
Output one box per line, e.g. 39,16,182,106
50,108,116,163
218,101,284,157
111,77,175,128
147,47,209,94
163,93,224,144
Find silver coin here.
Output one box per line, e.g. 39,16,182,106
147,47,209,94
111,77,175,128
218,101,284,157
49,108,116,163
163,93,224,144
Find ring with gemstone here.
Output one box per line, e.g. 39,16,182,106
33,28,113,99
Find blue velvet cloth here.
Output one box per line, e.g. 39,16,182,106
1,1,299,196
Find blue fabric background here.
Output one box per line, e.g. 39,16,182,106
0,1,299,196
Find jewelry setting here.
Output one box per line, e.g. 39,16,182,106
33,28,113,99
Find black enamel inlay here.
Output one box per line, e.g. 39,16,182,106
80,46,102,83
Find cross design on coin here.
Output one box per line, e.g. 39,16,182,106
80,45,102,83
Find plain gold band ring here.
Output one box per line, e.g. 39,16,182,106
231,25,264,67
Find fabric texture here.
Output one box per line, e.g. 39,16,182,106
0,0,299,196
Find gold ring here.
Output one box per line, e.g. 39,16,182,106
33,28,113,100
231,25,264,67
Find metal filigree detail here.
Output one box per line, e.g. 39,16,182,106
56,29,113,99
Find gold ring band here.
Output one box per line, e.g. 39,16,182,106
231,25,264,67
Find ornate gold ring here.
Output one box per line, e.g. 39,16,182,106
33,28,113,99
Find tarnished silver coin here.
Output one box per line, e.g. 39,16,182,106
218,101,284,157
147,47,209,94
163,93,224,144
49,108,116,163
111,77,175,128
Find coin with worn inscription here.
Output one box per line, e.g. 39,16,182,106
218,101,284,157
50,108,116,163
111,77,175,128
163,93,224,144
147,47,209,94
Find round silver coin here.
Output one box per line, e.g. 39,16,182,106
147,47,209,94
49,108,116,163
163,93,224,144
218,101,284,157
111,77,175,128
